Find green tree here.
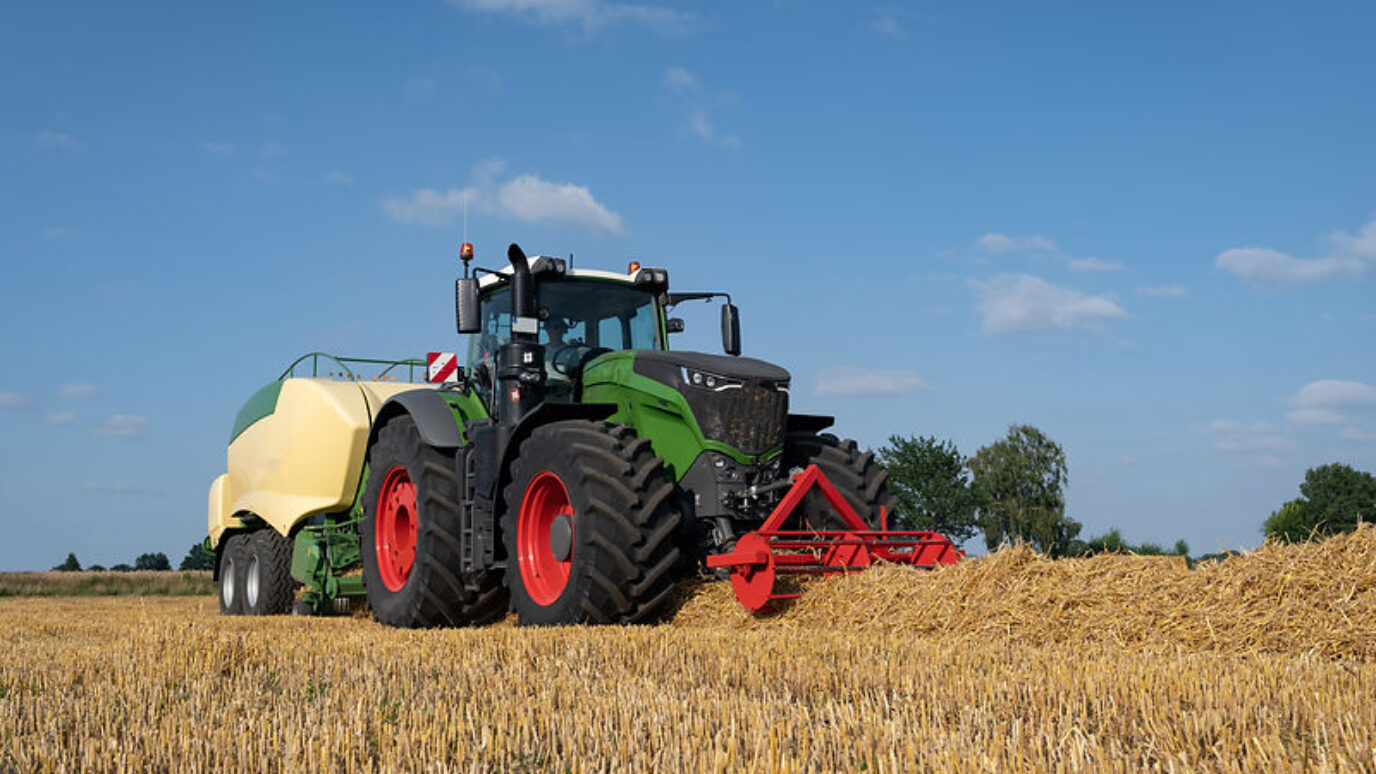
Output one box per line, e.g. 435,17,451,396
1262,464,1376,542
52,552,81,572
875,435,979,544
1301,463,1376,534
1263,499,1312,543
134,552,171,571
179,543,215,571
968,424,1081,557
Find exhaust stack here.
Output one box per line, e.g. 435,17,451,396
495,242,546,426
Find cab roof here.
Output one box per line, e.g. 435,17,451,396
476,261,639,290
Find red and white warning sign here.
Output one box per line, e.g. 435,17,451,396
427,352,459,383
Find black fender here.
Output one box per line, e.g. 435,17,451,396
469,402,620,502
369,389,467,450
500,402,620,481
787,413,835,435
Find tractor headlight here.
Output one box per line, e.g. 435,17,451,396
682,367,743,391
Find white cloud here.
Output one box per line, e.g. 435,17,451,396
201,141,233,155
1286,408,1345,426
34,131,85,150
44,411,76,426
663,66,697,93
0,392,32,410
1209,419,1292,454
498,175,625,234
815,368,928,397
1135,284,1187,298
1292,379,1376,408
41,226,68,240
1340,427,1376,441
454,0,692,32
974,233,1057,254
382,187,476,227
664,69,739,149
971,274,1127,335
59,382,98,400
870,14,905,37
1216,247,1364,288
259,142,287,158
383,162,624,235
251,167,276,183
94,414,147,439
1067,257,1124,272
1330,219,1376,260
325,171,356,186
684,108,739,148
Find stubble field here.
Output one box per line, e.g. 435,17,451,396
3,529,1375,773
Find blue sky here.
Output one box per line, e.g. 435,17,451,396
2,1,1374,570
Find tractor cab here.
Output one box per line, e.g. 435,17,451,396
465,262,670,408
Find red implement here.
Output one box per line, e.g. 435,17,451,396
706,464,963,612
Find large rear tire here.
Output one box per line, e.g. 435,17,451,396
217,533,248,616
784,432,895,530
362,414,507,628
243,529,295,616
503,421,684,626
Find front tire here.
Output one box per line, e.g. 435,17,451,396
503,421,684,626
784,432,895,530
362,414,507,628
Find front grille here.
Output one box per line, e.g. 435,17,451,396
685,385,787,456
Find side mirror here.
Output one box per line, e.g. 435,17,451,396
666,318,685,334
721,303,741,356
456,278,481,334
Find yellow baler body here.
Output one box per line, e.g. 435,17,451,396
207,378,435,547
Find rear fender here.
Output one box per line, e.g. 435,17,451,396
369,388,481,449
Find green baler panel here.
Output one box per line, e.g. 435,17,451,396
230,381,284,444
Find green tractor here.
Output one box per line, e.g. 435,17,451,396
208,242,957,626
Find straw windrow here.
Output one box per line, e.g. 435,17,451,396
675,526,1376,659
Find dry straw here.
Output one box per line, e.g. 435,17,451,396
677,526,1376,659
1,529,1374,772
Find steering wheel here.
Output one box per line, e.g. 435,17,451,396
550,345,612,377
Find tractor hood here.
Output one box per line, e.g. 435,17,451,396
630,350,790,386
631,351,791,456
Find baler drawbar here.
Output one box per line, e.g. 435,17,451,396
707,464,964,612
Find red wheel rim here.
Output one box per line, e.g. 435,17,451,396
376,465,418,592
517,471,574,605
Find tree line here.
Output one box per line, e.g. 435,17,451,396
51,543,214,573
879,424,1375,557
877,424,1128,558
47,440,1372,573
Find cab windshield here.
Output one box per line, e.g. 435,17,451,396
466,278,663,400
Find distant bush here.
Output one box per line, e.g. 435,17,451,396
51,553,81,572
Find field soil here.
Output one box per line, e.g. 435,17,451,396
3,530,1375,772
